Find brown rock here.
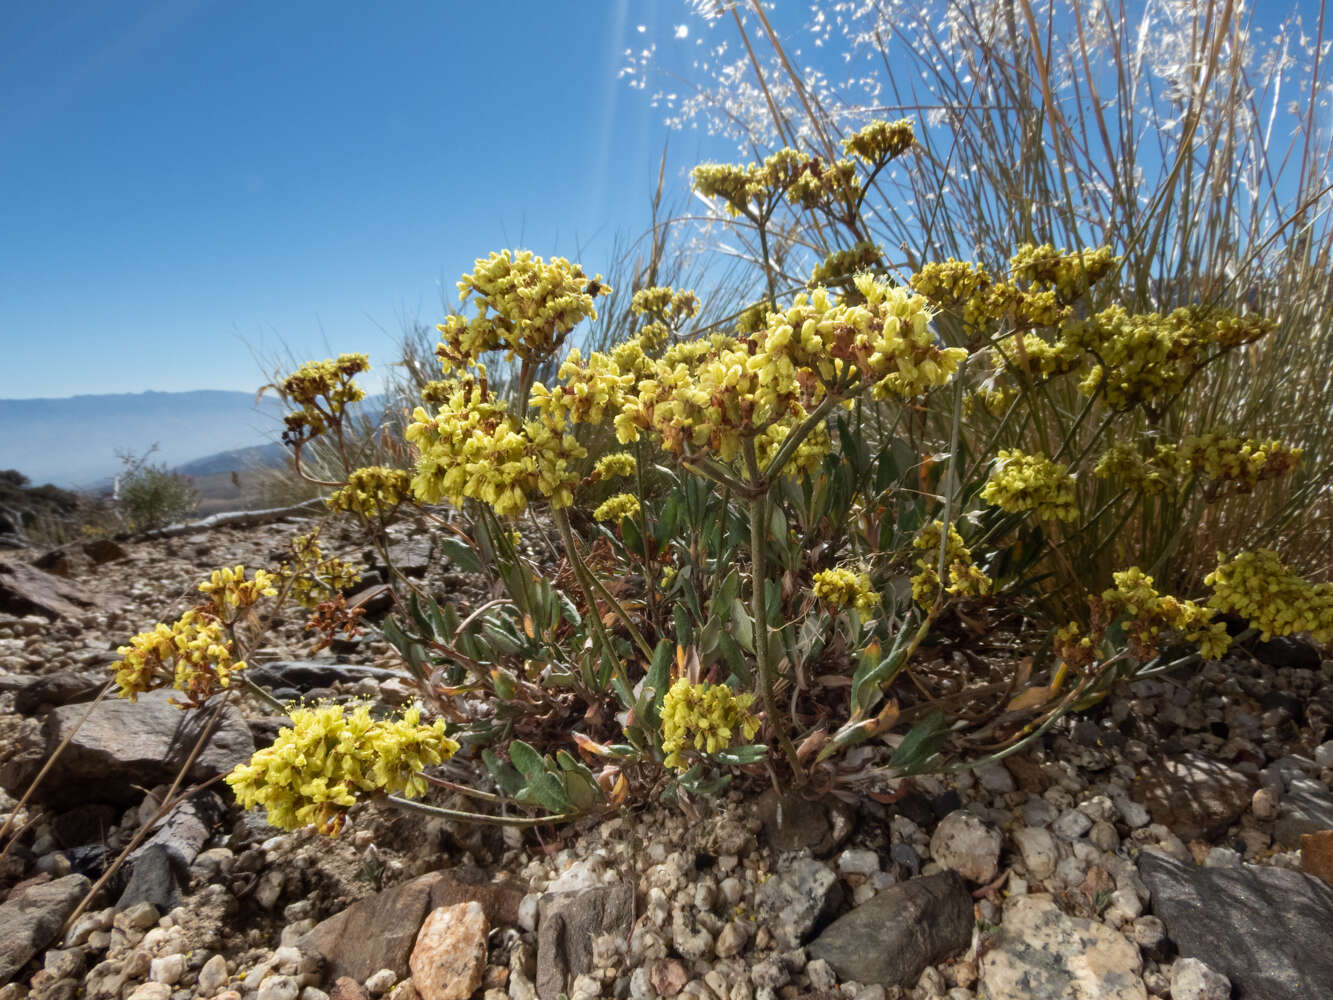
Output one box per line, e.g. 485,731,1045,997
1132,753,1255,841
650,958,689,997
1301,830,1333,887
1003,755,1054,793
0,560,116,619
300,871,524,983
409,902,487,1000
328,978,370,1000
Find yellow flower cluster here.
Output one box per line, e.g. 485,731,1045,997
660,678,761,770
407,375,585,517
808,241,884,289
964,384,1018,419
1054,621,1097,671
617,275,965,466
1101,567,1231,661
911,245,1116,337
981,450,1079,521
280,530,363,610
592,452,637,480
113,609,243,705
1065,305,1273,410
842,118,916,165
1206,550,1333,643
1093,442,1181,495
530,349,635,429
1008,244,1118,298
326,466,413,519
434,251,609,372
631,285,700,348
693,145,865,217
996,331,1085,380
226,703,458,834
1179,433,1302,494
812,567,882,614
594,493,641,523
197,565,278,617
910,520,993,606
281,354,370,445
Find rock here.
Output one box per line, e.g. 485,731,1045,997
1274,780,1333,848
1132,754,1254,841
0,873,90,984
0,560,116,620
1170,957,1231,1000
650,958,688,998
257,976,301,1000
328,978,370,1000
127,984,172,1000
197,955,229,995
536,884,632,999
1250,635,1321,670
1301,830,1333,887
409,902,487,1000
301,870,523,984
1139,848,1333,1000
754,857,844,950
1,689,253,807
149,954,187,984
929,811,1001,883
244,662,407,692
756,788,853,855
14,672,104,715
1013,826,1059,881
1051,809,1093,840
364,970,397,996
806,872,972,988
118,793,224,911
979,894,1145,1000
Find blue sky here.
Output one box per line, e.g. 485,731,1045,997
0,1,729,399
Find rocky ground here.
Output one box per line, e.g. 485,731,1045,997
1,516,1332,1000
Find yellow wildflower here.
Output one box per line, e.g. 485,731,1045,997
660,678,761,771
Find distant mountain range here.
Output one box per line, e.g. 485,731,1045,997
0,390,289,488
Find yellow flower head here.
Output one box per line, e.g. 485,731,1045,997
435,251,609,371
198,565,278,615
1206,550,1333,644
594,493,641,523
226,703,458,834
911,520,992,606
660,678,761,771
281,354,370,446
327,466,413,520
812,567,881,614
113,609,244,706
981,450,1078,522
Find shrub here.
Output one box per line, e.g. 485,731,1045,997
115,447,199,533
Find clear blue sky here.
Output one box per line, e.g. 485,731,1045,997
0,1,727,399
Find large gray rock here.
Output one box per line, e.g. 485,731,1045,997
118,793,225,911
1,688,253,807
1273,779,1333,848
0,873,91,984
807,872,972,987
1131,753,1254,841
14,671,103,715
244,661,407,691
980,894,1145,1000
0,560,115,620
1139,849,1333,1000
930,810,1001,883
536,883,633,999
754,857,844,950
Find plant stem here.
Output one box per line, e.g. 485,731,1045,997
743,440,803,780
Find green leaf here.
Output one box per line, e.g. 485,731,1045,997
482,749,525,798
711,744,769,766
508,740,545,779
561,770,602,811
522,772,574,813
889,711,951,774
621,514,644,559
730,598,754,652
437,536,483,574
